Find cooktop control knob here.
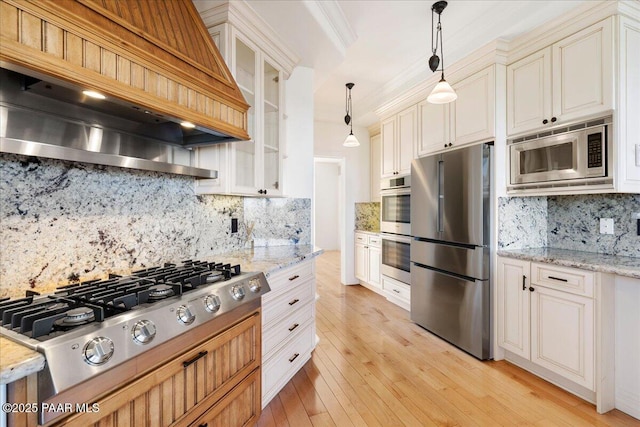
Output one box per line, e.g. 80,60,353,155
204,295,221,313
176,305,195,325
132,320,156,344
231,285,245,301
248,278,262,293
83,337,114,365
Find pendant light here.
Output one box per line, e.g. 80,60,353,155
427,1,457,104
343,82,360,147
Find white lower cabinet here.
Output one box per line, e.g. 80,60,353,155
261,259,316,408
497,256,614,413
382,275,410,311
355,232,382,292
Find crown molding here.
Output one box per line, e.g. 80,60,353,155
374,38,509,119
198,0,300,79
304,0,357,56
507,0,632,63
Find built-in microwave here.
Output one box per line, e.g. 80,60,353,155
508,116,613,191
380,175,410,235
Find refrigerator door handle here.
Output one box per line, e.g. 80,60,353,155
438,159,444,233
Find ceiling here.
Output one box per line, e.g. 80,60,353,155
195,0,587,128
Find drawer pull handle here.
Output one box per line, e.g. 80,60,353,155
393,289,400,294
289,353,300,363
548,275,568,282
522,275,527,291
288,323,299,332
183,351,208,368
289,275,300,281
288,298,300,306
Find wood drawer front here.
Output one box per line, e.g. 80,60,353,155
262,322,315,399
266,261,314,293
368,235,381,247
191,368,261,427
355,233,368,244
263,300,314,356
262,282,314,327
531,263,594,297
382,276,410,302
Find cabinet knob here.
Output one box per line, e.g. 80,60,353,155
542,119,548,124
258,189,264,194
448,143,453,147
444,144,447,148
264,189,268,195
529,286,535,292
551,117,557,123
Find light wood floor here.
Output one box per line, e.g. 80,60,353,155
257,251,639,427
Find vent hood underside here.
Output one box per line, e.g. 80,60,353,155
0,68,219,178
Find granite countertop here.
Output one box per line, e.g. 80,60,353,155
0,245,324,385
0,337,46,385
498,247,640,279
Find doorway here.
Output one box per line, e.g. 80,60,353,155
313,157,347,283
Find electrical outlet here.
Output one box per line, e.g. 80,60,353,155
599,218,614,235
634,213,640,236
231,218,238,233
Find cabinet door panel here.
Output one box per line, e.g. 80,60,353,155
381,118,396,177
417,98,448,157
552,18,613,121
450,66,495,146
507,48,552,135
497,258,530,358
531,286,594,390
355,243,367,282
368,246,381,289
397,106,416,175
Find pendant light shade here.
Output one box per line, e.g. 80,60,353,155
343,131,359,147
428,1,456,104
342,82,360,147
427,77,457,104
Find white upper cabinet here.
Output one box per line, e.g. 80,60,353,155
195,2,298,197
507,48,552,135
229,31,284,197
416,96,448,157
381,105,416,177
450,65,496,147
416,65,496,158
507,18,613,136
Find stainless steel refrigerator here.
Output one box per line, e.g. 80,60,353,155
410,143,492,360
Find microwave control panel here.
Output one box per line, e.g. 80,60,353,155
587,132,603,168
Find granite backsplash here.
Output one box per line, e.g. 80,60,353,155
499,194,640,258
0,154,310,298
355,202,380,232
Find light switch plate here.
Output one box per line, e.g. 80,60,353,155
600,218,614,235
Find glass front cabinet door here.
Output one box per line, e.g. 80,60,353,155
230,30,284,196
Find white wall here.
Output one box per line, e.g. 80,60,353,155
314,121,370,284
313,161,340,250
284,66,314,199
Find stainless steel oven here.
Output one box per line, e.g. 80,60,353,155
380,175,410,235
381,232,411,285
509,116,612,190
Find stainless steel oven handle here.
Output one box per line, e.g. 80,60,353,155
380,233,412,244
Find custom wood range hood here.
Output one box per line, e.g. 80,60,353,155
0,0,250,178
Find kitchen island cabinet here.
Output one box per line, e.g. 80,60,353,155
261,258,317,408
